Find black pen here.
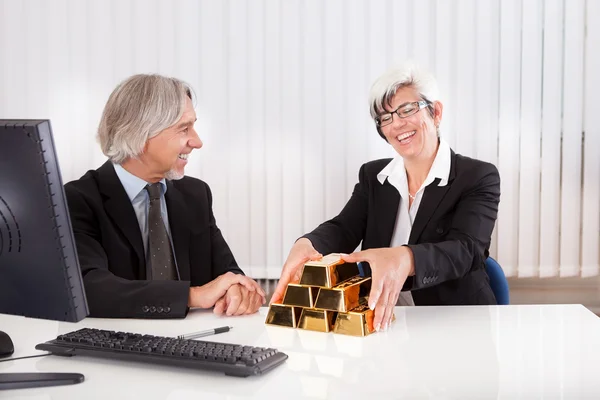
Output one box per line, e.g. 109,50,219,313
177,326,233,340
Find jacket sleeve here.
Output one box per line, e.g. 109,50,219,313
404,163,501,290
303,163,369,254
205,184,244,278
65,184,190,319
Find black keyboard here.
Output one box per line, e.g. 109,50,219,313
35,328,288,377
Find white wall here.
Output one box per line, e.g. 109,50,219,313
1,0,598,279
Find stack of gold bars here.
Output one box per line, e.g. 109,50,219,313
265,254,377,336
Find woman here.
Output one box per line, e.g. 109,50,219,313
271,63,500,332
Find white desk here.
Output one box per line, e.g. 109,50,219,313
1,304,600,399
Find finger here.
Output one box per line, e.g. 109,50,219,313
249,292,263,314
368,273,384,311
231,274,259,294
381,290,396,331
213,297,226,315
291,266,304,283
241,275,265,297
290,252,320,282
272,245,321,304
235,288,250,316
240,275,259,292
245,275,266,297
256,290,266,305
372,285,389,331
257,290,266,306
244,293,257,315
257,285,266,304
253,279,267,299
218,272,252,293
271,270,292,304
287,261,306,284
246,290,265,314
226,286,242,316
341,250,370,264
373,296,389,332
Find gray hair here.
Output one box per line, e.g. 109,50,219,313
369,62,440,140
98,74,193,164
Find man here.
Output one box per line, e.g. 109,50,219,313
65,74,264,318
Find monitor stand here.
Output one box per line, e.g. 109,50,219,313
0,373,84,390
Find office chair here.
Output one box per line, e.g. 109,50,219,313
485,257,509,305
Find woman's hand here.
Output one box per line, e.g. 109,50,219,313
342,246,415,331
270,238,322,304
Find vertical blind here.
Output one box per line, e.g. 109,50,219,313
0,0,598,279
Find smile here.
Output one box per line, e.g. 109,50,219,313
396,131,416,143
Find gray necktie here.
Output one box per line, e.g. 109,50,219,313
145,183,177,280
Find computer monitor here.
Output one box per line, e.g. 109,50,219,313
0,120,89,322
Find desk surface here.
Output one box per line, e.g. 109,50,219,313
2,304,600,399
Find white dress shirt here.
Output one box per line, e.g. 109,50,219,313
112,164,171,255
376,139,452,306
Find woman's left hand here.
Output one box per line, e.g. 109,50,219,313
341,247,415,332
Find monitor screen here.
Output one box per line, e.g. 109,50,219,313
0,120,88,322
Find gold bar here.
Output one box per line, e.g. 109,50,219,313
299,253,361,288
298,309,336,332
282,284,320,307
332,303,374,336
265,303,302,328
314,276,371,312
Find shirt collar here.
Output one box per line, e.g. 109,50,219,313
377,139,452,187
113,163,168,202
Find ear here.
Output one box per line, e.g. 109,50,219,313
433,101,443,127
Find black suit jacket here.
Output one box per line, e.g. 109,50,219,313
64,162,243,318
304,151,500,306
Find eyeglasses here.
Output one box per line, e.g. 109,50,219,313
375,100,430,127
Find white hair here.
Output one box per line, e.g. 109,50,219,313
369,61,439,120
98,74,193,164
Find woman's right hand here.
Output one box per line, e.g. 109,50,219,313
270,238,322,304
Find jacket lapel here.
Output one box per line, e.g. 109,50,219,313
408,150,457,244
97,161,146,277
377,180,401,246
165,181,191,281
408,179,450,244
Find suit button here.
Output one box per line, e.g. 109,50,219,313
436,227,443,234
142,306,150,313
150,306,157,313
164,306,171,313
157,306,164,313
423,277,428,284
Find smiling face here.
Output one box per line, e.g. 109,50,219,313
137,97,201,181
379,86,443,162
